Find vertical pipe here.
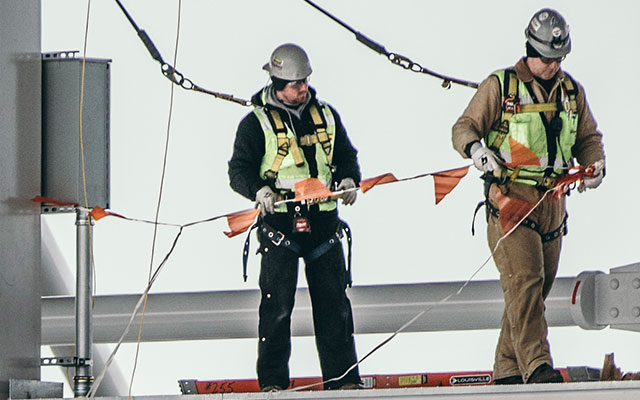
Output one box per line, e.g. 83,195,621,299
74,208,93,396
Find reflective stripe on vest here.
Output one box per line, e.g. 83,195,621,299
487,69,579,185
253,102,337,212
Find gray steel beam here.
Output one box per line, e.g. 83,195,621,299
41,263,639,345
35,275,582,346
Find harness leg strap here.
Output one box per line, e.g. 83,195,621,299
485,201,567,243
304,219,353,287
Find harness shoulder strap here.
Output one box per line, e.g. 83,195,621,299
300,104,334,163
522,79,560,178
263,108,304,180
489,69,518,151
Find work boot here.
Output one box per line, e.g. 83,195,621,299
337,382,362,390
261,385,283,392
494,375,523,385
527,364,564,384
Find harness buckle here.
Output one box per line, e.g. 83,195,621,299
503,95,520,114
542,176,557,189
270,230,285,246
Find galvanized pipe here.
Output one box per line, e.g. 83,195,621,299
73,208,93,397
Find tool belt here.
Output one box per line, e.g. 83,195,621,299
241,218,353,286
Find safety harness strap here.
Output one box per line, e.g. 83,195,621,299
519,101,576,113
263,109,305,180
308,104,333,164
262,105,331,180
242,223,259,282
489,70,578,152
489,70,519,152
242,219,354,286
304,220,353,286
483,200,568,242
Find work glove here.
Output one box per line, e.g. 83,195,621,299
470,142,501,173
578,160,605,193
255,186,276,216
337,177,357,206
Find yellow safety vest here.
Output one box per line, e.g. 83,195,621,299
487,69,579,187
253,91,337,212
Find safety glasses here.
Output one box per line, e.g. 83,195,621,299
287,77,309,89
540,55,565,64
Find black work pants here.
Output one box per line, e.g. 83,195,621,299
256,211,360,390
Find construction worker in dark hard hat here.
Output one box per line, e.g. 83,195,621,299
228,43,362,392
452,9,605,384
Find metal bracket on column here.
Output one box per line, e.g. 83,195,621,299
178,380,198,395
41,356,91,367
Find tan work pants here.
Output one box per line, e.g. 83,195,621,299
487,182,566,382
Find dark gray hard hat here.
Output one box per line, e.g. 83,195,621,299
262,43,312,80
525,8,571,58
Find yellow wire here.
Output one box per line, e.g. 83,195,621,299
79,0,98,306
78,0,99,386
128,1,183,398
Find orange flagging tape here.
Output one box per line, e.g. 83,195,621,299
504,137,540,168
31,196,77,207
32,162,594,237
294,178,334,202
553,166,591,198
432,166,469,204
494,191,537,233
224,208,261,238
360,173,399,193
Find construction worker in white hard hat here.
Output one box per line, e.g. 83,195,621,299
452,9,605,384
228,43,362,392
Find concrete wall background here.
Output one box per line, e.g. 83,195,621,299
0,0,42,397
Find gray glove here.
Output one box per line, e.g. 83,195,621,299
337,178,357,206
579,160,605,192
470,142,501,173
255,186,276,216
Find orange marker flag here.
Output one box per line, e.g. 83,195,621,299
31,195,77,206
294,178,334,202
224,208,260,238
552,166,588,198
495,191,536,233
88,206,127,221
359,173,399,193
505,137,540,168
89,206,110,221
432,166,469,204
